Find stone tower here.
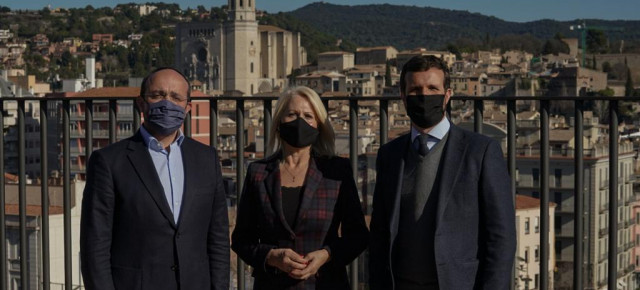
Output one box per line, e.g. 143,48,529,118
224,0,260,95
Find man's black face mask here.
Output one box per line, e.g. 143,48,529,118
405,94,445,129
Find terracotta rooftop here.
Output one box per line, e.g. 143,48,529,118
259,25,287,33
4,173,19,183
70,87,140,98
516,194,556,210
5,204,64,216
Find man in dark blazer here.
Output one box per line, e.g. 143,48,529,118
369,55,516,290
80,67,229,290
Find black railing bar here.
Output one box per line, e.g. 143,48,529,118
236,99,246,290
210,100,218,148
63,100,72,290
263,99,273,157
184,109,192,137
379,99,389,145
18,99,28,290
573,100,584,290
0,100,5,290
474,100,483,134
108,100,117,144
607,100,619,290
539,99,550,290
133,101,141,132
40,99,51,290
506,99,516,290
348,99,359,290
85,100,93,165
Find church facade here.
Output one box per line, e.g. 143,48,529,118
175,0,307,96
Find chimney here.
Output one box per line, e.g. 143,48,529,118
86,56,96,89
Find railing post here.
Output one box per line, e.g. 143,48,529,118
349,98,359,290
236,99,246,290
474,100,483,134
63,100,72,290
210,99,218,148
184,103,192,138
379,99,388,145
109,99,116,144
263,99,273,156
540,99,550,290
85,100,93,163
608,100,619,290
133,99,141,132
41,100,51,290
507,99,516,290
0,100,5,290
573,100,584,290
18,99,28,290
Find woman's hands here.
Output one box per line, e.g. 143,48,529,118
266,248,330,280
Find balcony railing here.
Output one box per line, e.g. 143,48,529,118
1,94,639,290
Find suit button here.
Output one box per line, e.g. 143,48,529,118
171,265,178,271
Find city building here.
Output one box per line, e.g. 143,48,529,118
175,0,307,96
396,48,456,70
355,46,397,65
515,194,557,290
317,51,355,72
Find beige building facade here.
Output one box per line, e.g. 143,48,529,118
175,0,307,96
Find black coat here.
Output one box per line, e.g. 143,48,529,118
80,131,230,290
369,125,516,290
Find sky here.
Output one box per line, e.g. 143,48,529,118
1,0,639,23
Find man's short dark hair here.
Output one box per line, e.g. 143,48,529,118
139,67,192,101
399,55,450,95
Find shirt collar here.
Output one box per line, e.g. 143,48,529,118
411,117,450,143
140,125,185,152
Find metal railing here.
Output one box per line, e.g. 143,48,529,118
1,94,639,290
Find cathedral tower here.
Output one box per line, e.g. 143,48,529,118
224,0,259,95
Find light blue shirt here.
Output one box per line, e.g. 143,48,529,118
411,117,450,151
140,126,185,224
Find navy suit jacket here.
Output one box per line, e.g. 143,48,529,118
369,124,516,290
80,131,230,290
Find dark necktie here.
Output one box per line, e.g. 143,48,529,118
416,134,430,156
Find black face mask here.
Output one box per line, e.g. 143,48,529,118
279,118,320,148
405,94,446,129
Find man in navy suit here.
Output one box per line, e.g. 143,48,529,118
80,67,229,290
369,55,516,290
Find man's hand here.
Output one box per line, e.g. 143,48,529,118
289,249,330,280
266,248,308,274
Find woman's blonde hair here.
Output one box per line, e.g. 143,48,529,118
268,86,335,157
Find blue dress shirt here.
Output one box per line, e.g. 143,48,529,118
411,117,451,151
140,126,185,224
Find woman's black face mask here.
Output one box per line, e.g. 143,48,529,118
278,118,319,148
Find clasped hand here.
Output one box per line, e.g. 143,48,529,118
266,248,330,280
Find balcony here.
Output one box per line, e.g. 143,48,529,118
0,94,637,290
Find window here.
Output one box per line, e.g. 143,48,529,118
554,192,562,208
524,247,529,262
250,62,254,73
555,216,562,232
532,168,539,185
555,169,562,187
525,217,530,234
535,246,540,261
534,217,540,233
535,274,539,288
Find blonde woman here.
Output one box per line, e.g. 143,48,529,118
232,86,368,289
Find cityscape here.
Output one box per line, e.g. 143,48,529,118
1,0,640,289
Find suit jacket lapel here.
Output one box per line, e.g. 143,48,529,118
389,134,409,242
294,157,322,233
262,154,296,237
126,132,177,229
435,125,467,230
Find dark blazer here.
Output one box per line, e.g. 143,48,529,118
232,153,368,290
80,131,230,290
369,124,516,290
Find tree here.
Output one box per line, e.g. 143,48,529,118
625,67,634,97
385,61,392,87
541,38,570,55
586,29,608,54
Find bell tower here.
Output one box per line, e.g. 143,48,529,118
224,0,259,95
